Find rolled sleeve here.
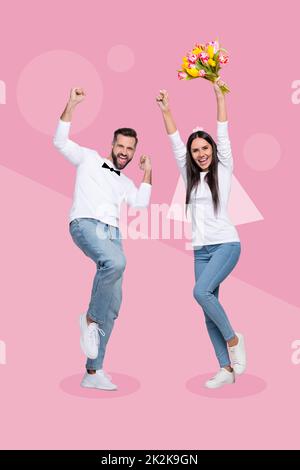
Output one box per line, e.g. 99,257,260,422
168,130,187,181
217,121,233,169
126,181,152,208
53,119,89,166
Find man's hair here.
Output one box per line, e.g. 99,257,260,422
113,128,138,146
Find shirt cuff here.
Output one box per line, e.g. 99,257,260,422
168,129,183,146
58,119,71,127
217,121,228,135
138,182,152,205
139,181,152,195
54,119,71,141
139,182,152,200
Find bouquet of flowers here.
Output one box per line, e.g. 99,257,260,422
177,40,230,94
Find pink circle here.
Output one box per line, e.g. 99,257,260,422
60,372,141,399
17,50,103,135
186,373,266,399
243,133,281,171
107,45,135,72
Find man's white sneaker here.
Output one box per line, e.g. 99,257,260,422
87,369,112,379
205,368,235,389
103,371,112,380
79,313,105,360
81,370,117,391
228,332,246,375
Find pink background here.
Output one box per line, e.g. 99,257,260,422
0,0,300,450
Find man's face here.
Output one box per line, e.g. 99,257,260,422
111,135,136,170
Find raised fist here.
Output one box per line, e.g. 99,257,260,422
156,89,170,113
69,87,86,105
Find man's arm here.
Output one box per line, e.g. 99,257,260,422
140,155,152,185
53,88,90,166
60,87,86,122
125,155,152,208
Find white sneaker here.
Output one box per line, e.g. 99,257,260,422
205,368,235,389
103,371,112,380
87,369,112,380
81,369,117,391
228,332,246,375
79,313,105,360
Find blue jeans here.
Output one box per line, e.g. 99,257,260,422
193,242,241,368
69,218,126,371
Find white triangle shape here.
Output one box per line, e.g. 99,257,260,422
167,174,264,225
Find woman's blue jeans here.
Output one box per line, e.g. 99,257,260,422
193,242,241,368
69,217,126,371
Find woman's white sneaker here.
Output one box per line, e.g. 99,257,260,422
205,368,235,389
81,370,117,391
228,332,246,375
79,313,105,360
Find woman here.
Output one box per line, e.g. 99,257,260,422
156,81,246,389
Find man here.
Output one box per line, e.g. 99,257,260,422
53,88,152,390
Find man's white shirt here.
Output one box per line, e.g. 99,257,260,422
53,119,152,227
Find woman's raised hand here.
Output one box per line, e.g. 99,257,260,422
156,89,170,113
213,78,225,100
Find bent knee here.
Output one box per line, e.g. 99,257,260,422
110,254,127,275
97,254,126,275
193,286,210,305
116,255,126,273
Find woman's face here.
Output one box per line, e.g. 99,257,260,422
190,137,213,171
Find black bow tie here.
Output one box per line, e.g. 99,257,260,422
102,161,121,176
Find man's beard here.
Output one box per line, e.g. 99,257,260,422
111,149,131,170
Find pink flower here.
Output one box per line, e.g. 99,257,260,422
199,69,206,77
187,53,198,64
178,71,188,80
219,54,229,64
207,40,220,53
199,52,209,63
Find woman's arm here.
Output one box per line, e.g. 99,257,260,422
213,80,227,122
156,89,177,134
213,81,232,169
156,90,187,179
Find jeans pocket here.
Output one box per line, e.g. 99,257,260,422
95,221,109,241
